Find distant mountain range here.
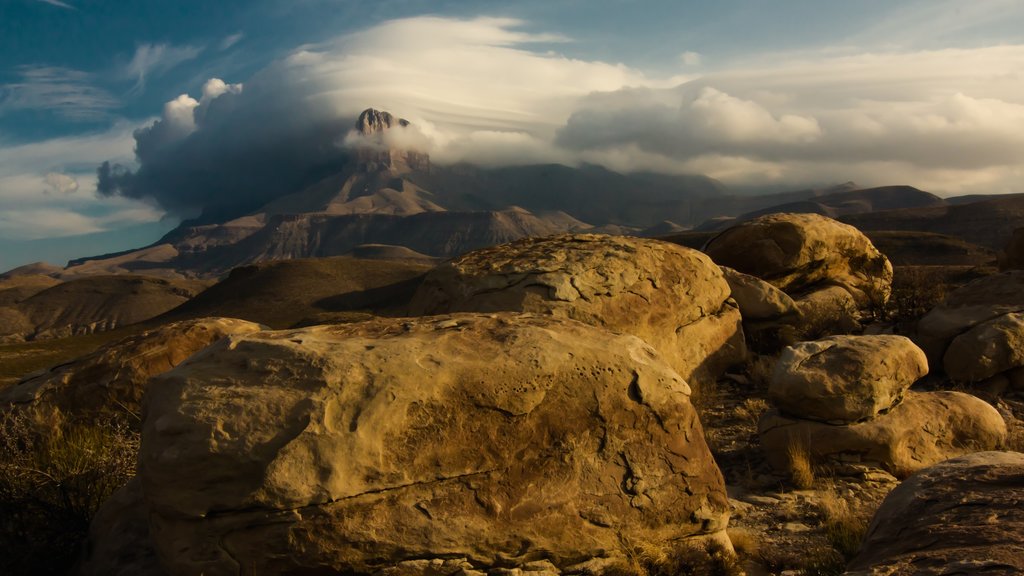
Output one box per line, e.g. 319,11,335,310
23,108,1023,278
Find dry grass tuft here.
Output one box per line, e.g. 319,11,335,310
726,526,760,557
786,437,816,489
817,487,870,561
607,538,744,576
733,397,770,427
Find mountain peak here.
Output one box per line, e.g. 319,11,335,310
352,108,429,174
356,108,410,135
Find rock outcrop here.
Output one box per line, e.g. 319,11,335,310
719,266,799,321
847,451,1024,575
1,317,262,425
408,234,746,388
127,314,731,575
703,213,893,308
769,335,927,424
917,271,1024,387
759,335,1005,477
759,391,1006,477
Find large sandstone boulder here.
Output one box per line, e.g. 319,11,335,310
1,317,262,425
769,335,928,424
847,451,1024,575
759,391,1006,477
703,213,893,307
407,234,746,388
916,271,1024,364
135,314,731,575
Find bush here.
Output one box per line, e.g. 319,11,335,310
0,411,138,575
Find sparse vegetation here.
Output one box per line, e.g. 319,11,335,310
817,487,870,560
733,397,770,427
0,411,138,576
785,437,816,489
607,539,744,576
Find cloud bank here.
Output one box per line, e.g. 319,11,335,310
98,16,1024,223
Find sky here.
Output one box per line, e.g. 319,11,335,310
2,0,1024,271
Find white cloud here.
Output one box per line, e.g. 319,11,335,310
0,123,165,240
124,43,203,94
558,45,1024,194
43,172,79,195
680,51,702,66
0,66,118,120
101,15,1024,218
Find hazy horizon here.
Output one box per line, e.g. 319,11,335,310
3,0,1024,271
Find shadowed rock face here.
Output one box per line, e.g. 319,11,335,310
847,451,1024,575
408,234,746,389
703,213,893,308
134,314,731,575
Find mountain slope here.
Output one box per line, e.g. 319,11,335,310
159,256,433,328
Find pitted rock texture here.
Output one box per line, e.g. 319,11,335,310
0,317,262,426
407,234,746,388
846,451,1024,575
769,335,928,424
759,391,1006,477
137,314,731,575
703,213,893,308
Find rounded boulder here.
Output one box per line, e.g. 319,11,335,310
703,213,892,307
138,314,732,575
769,335,928,424
407,234,746,388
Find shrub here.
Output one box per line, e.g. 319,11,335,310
817,487,870,561
0,411,138,576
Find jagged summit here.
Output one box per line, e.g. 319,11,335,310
352,108,430,173
355,108,410,135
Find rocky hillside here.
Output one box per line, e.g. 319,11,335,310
2,214,1022,576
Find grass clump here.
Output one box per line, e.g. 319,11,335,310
817,489,869,561
0,411,138,576
605,539,744,576
785,437,816,490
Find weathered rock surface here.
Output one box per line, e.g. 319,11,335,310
1,317,262,425
769,335,928,424
703,213,893,307
846,451,1024,575
720,266,799,321
759,391,1006,477
407,234,746,387
916,271,1024,364
792,285,861,336
944,312,1024,383
136,314,731,575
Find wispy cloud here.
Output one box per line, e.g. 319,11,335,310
34,0,75,9
0,66,118,120
124,43,203,95
220,32,244,50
